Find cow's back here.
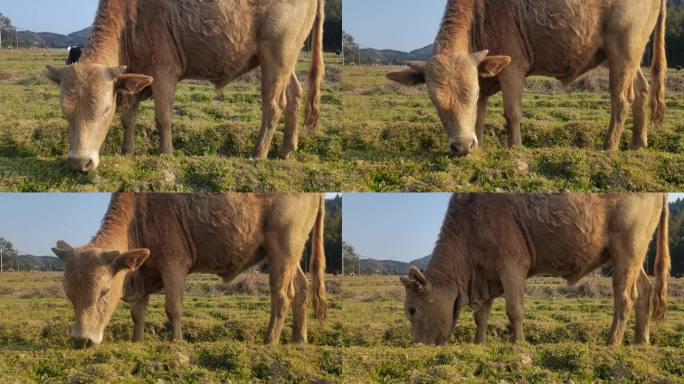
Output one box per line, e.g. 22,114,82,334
482,0,661,84
128,0,314,82
134,194,275,276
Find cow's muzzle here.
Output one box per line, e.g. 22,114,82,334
450,137,478,157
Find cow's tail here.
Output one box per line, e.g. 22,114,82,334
310,193,327,321
652,194,670,322
304,0,325,132
650,0,667,127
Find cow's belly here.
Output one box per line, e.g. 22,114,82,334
527,231,610,284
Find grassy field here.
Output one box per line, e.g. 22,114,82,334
1,50,682,192
0,272,344,383
2,272,684,382
340,275,684,383
0,49,347,192
340,65,684,192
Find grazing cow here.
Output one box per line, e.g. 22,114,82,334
66,46,82,65
388,0,667,157
401,193,670,346
45,0,325,172
52,193,326,348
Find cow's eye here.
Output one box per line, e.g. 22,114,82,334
408,307,416,316
100,288,110,298
102,105,112,116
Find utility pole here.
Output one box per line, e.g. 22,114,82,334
1,246,3,273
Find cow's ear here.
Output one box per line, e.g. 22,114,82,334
111,249,150,273
387,61,428,86
116,74,154,96
475,53,511,78
400,275,412,288
52,240,74,260
408,266,430,292
45,65,65,84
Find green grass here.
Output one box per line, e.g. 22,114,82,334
0,49,346,192
339,65,684,192
339,275,684,383
2,273,684,382
0,272,344,383
1,51,683,191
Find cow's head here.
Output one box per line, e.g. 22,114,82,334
400,267,462,345
52,241,150,348
45,64,153,172
387,51,511,157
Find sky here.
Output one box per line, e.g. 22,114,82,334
343,193,451,263
0,193,111,256
343,193,684,263
0,0,97,34
343,0,446,52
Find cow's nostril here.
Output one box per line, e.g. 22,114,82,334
468,139,477,152
85,159,93,170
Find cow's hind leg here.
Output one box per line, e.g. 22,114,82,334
131,294,149,342
604,37,642,151
630,69,650,150
291,265,309,343
121,101,140,156
264,232,307,344
253,48,297,159
474,298,493,344
634,268,652,345
279,72,303,159
607,243,643,346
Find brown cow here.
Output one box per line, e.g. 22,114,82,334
52,193,326,348
388,0,667,157
45,0,325,172
401,193,670,346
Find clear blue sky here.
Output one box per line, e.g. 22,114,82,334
0,0,97,34
0,193,111,256
343,193,684,263
343,0,446,51
343,193,451,263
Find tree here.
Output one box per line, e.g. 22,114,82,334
0,237,19,270
0,13,14,48
301,196,343,274
342,241,360,275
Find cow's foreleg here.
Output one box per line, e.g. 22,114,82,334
121,101,140,156
500,271,526,343
634,268,652,345
630,69,650,150
473,298,493,344
499,74,524,147
475,96,489,148
279,72,303,159
153,77,177,155
162,271,186,342
131,294,149,342
253,55,294,159
291,265,309,343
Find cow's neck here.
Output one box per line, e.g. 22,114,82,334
90,193,137,251
82,0,132,66
426,237,471,295
433,0,483,56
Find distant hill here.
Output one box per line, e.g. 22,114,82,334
15,255,63,271
15,27,90,48
359,255,431,275
358,44,433,65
